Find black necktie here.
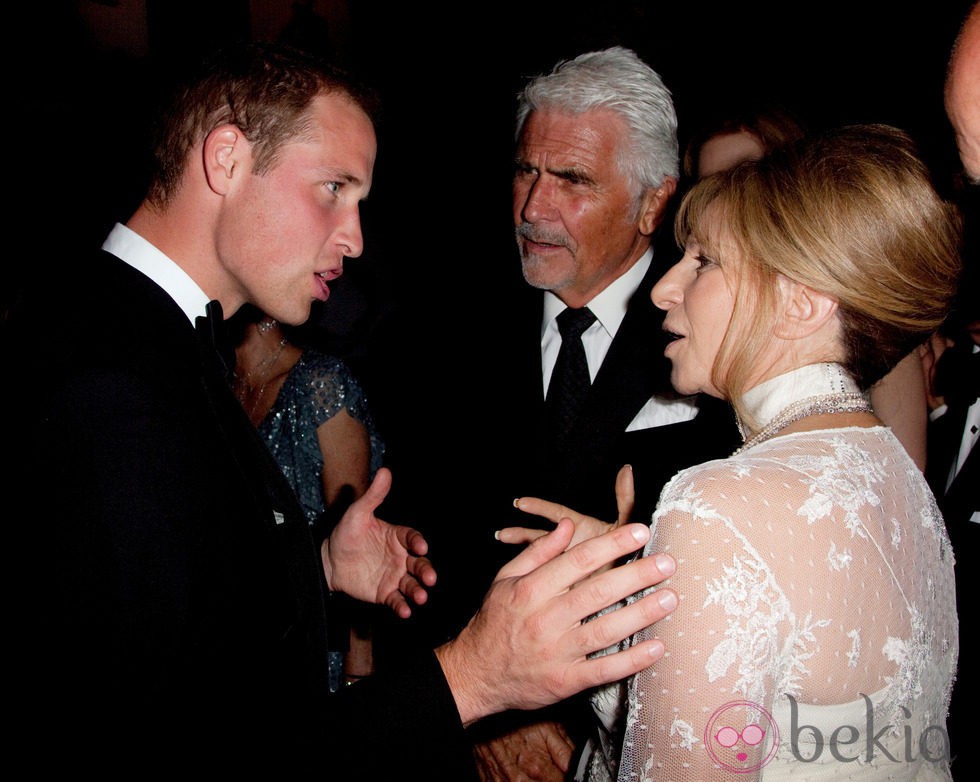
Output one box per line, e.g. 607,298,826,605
195,299,235,378
545,306,597,445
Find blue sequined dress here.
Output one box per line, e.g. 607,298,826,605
257,350,385,526
256,350,384,692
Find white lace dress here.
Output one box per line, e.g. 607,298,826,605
581,368,958,781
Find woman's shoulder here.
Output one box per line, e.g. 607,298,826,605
290,349,376,422
656,456,747,507
657,426,905,520
656,446,818,514
289,350,363,393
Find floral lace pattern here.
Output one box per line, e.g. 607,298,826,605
582,427,957,781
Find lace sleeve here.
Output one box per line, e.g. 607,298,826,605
619,475,787,781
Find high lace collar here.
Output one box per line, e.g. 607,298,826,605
736,363,863,442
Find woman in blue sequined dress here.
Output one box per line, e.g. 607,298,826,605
232,304,385,688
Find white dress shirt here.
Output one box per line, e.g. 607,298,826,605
102,222,211,325
540,250,699,431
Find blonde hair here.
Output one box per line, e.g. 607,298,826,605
675,124,962,423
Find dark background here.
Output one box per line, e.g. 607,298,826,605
11,0,976,429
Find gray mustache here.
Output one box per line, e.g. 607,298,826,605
515,222,570,250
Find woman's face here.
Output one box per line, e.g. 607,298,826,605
651,213,739,398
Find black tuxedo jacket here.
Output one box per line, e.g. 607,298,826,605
4,250,475,778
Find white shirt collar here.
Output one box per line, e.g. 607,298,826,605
101,222,211,325
542,249,652,339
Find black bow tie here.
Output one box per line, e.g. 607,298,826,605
195,299,236,378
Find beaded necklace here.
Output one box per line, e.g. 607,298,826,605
233,336,288,419
732,363,873,456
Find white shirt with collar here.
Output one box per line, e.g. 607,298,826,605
102,222,212,326
540,249,699,432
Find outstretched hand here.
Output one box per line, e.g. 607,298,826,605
320,467,436,618
496,464,635,548
435,518,677,727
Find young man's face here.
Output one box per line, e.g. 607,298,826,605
218,92,377,325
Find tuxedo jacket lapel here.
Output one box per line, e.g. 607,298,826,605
926,403,969,497
586,290,667,439
194,303,333,659
943,442,978,531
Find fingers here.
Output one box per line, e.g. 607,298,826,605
573,579,677,657
358,466,392,511
401,526,429,557
386,592,411,619
550,550,676,645
397,560,434,604
395,525,433,583
570,636,667,691
512,496,572,526
385,572,413,618
387,575,430,619
537,721,574,771
410,555,437,588
473,723,571,780
614,464,635,526
520,522,652,595
495,518,576,580
403,574,430,606
494,526,548,545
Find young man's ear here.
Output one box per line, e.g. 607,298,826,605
203,126,246,195
773,275,839,340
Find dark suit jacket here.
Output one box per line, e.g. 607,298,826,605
4,249,475,779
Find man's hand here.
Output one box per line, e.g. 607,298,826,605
435,518,677,726
321,467,436,618
496,464,635,547
473,720,574,782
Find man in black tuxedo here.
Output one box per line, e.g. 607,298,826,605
378,47,740,780
3,41,682,778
